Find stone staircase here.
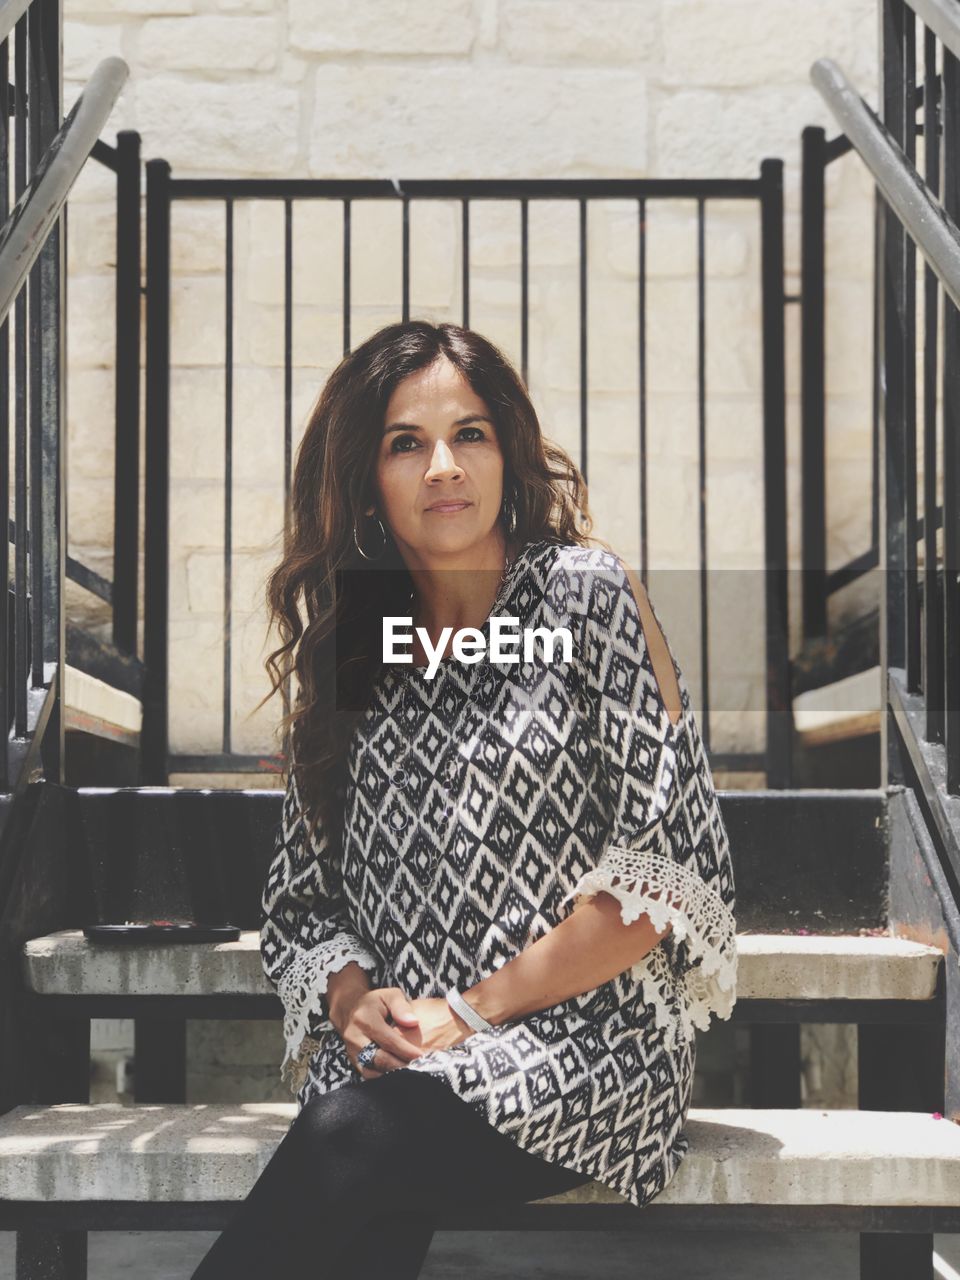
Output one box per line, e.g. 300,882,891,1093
0,784,958,1279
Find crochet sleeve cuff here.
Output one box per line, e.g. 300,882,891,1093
275,930,380,1094
560,842,738,1049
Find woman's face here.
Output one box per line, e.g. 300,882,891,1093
371,354,507,560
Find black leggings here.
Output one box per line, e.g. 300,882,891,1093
189,1067,592,1280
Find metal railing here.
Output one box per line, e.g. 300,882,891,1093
811,0,960,890
0,0,128,797
142,165,791,787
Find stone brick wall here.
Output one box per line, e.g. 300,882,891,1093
63,0,880,771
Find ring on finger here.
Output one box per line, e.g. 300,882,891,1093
357,1040,379,1070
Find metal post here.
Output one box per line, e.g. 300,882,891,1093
800,126,828,643
759,158,792,788
143,158,171,784
112,130,141,659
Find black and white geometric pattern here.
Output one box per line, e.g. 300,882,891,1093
260,538,738,1209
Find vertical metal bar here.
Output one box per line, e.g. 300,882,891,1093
871,188,881,556
800,126,828,642
879,0,910,790
759,158,791,788
461,198,470,329
519,197,528,387
282,196,292,729
578,197,587,484
922,28,943,744
13,14,27,736
143,158,172,784
113,130,142,657
696,197,710,753
0,35,9,787
401,194,409,323
904,9,921,694
342,197,350,356
34,0,64,786
283,198,292,517
27,1,42,694
943,44,960,795
638,196,648,583
222,198,234,757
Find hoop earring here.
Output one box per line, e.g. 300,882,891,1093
353,513,387,561
501,496,517,536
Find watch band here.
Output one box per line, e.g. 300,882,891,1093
445,986,497,1034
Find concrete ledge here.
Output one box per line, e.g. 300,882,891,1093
793,665,881,747
0,1104,957,1206
22,930,944,1001
64,664,142,746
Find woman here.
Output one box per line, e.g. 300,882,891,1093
190,320,737,1279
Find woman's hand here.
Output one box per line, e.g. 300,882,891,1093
332,985,426,1079
392,997,475,1056
334,989,475,1079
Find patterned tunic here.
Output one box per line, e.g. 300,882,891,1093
260,537,738,1208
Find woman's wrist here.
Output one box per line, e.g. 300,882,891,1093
326,962,373,1031
457,978,512,1029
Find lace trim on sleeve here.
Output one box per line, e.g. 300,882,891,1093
561,846,738,1051
277,932,380,1094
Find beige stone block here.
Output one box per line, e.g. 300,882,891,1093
64,21,125,79
214,0,272,11
641,277,699,394
170,202,228,274
67,275,116,368
66,157,117,206
654,86,830,179
240,303,344,368
233,485,286,552
824,393,875,463
500,1,658,64
68,201,118,273
185,547,277,619
67,0,194,12
168,617,225,750
466,202,579,270
231,366,287,483
138,16,278,72
68,475,114,545
309,66,647,178
289,0,474,55
660,0,871,88
170,276,226,367
170,482,226,552
172,482,285,561
605,201,753,281
824,278,872,396
237,200,414,315
69,368,116,477
136,78,299,175
825,210,876,282
171,367,225,481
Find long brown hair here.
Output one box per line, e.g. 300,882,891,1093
259,320,604,853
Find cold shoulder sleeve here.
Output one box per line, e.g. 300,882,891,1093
260,764,381,1093
559,549,738,1048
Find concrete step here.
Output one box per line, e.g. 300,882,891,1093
21,929,944,1002
0,1103,957,1207
64,663,142,746
793,665,881,747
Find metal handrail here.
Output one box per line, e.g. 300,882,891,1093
0,0,31,46
810,57,960,312
910,0,960,65
0,55,127,326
